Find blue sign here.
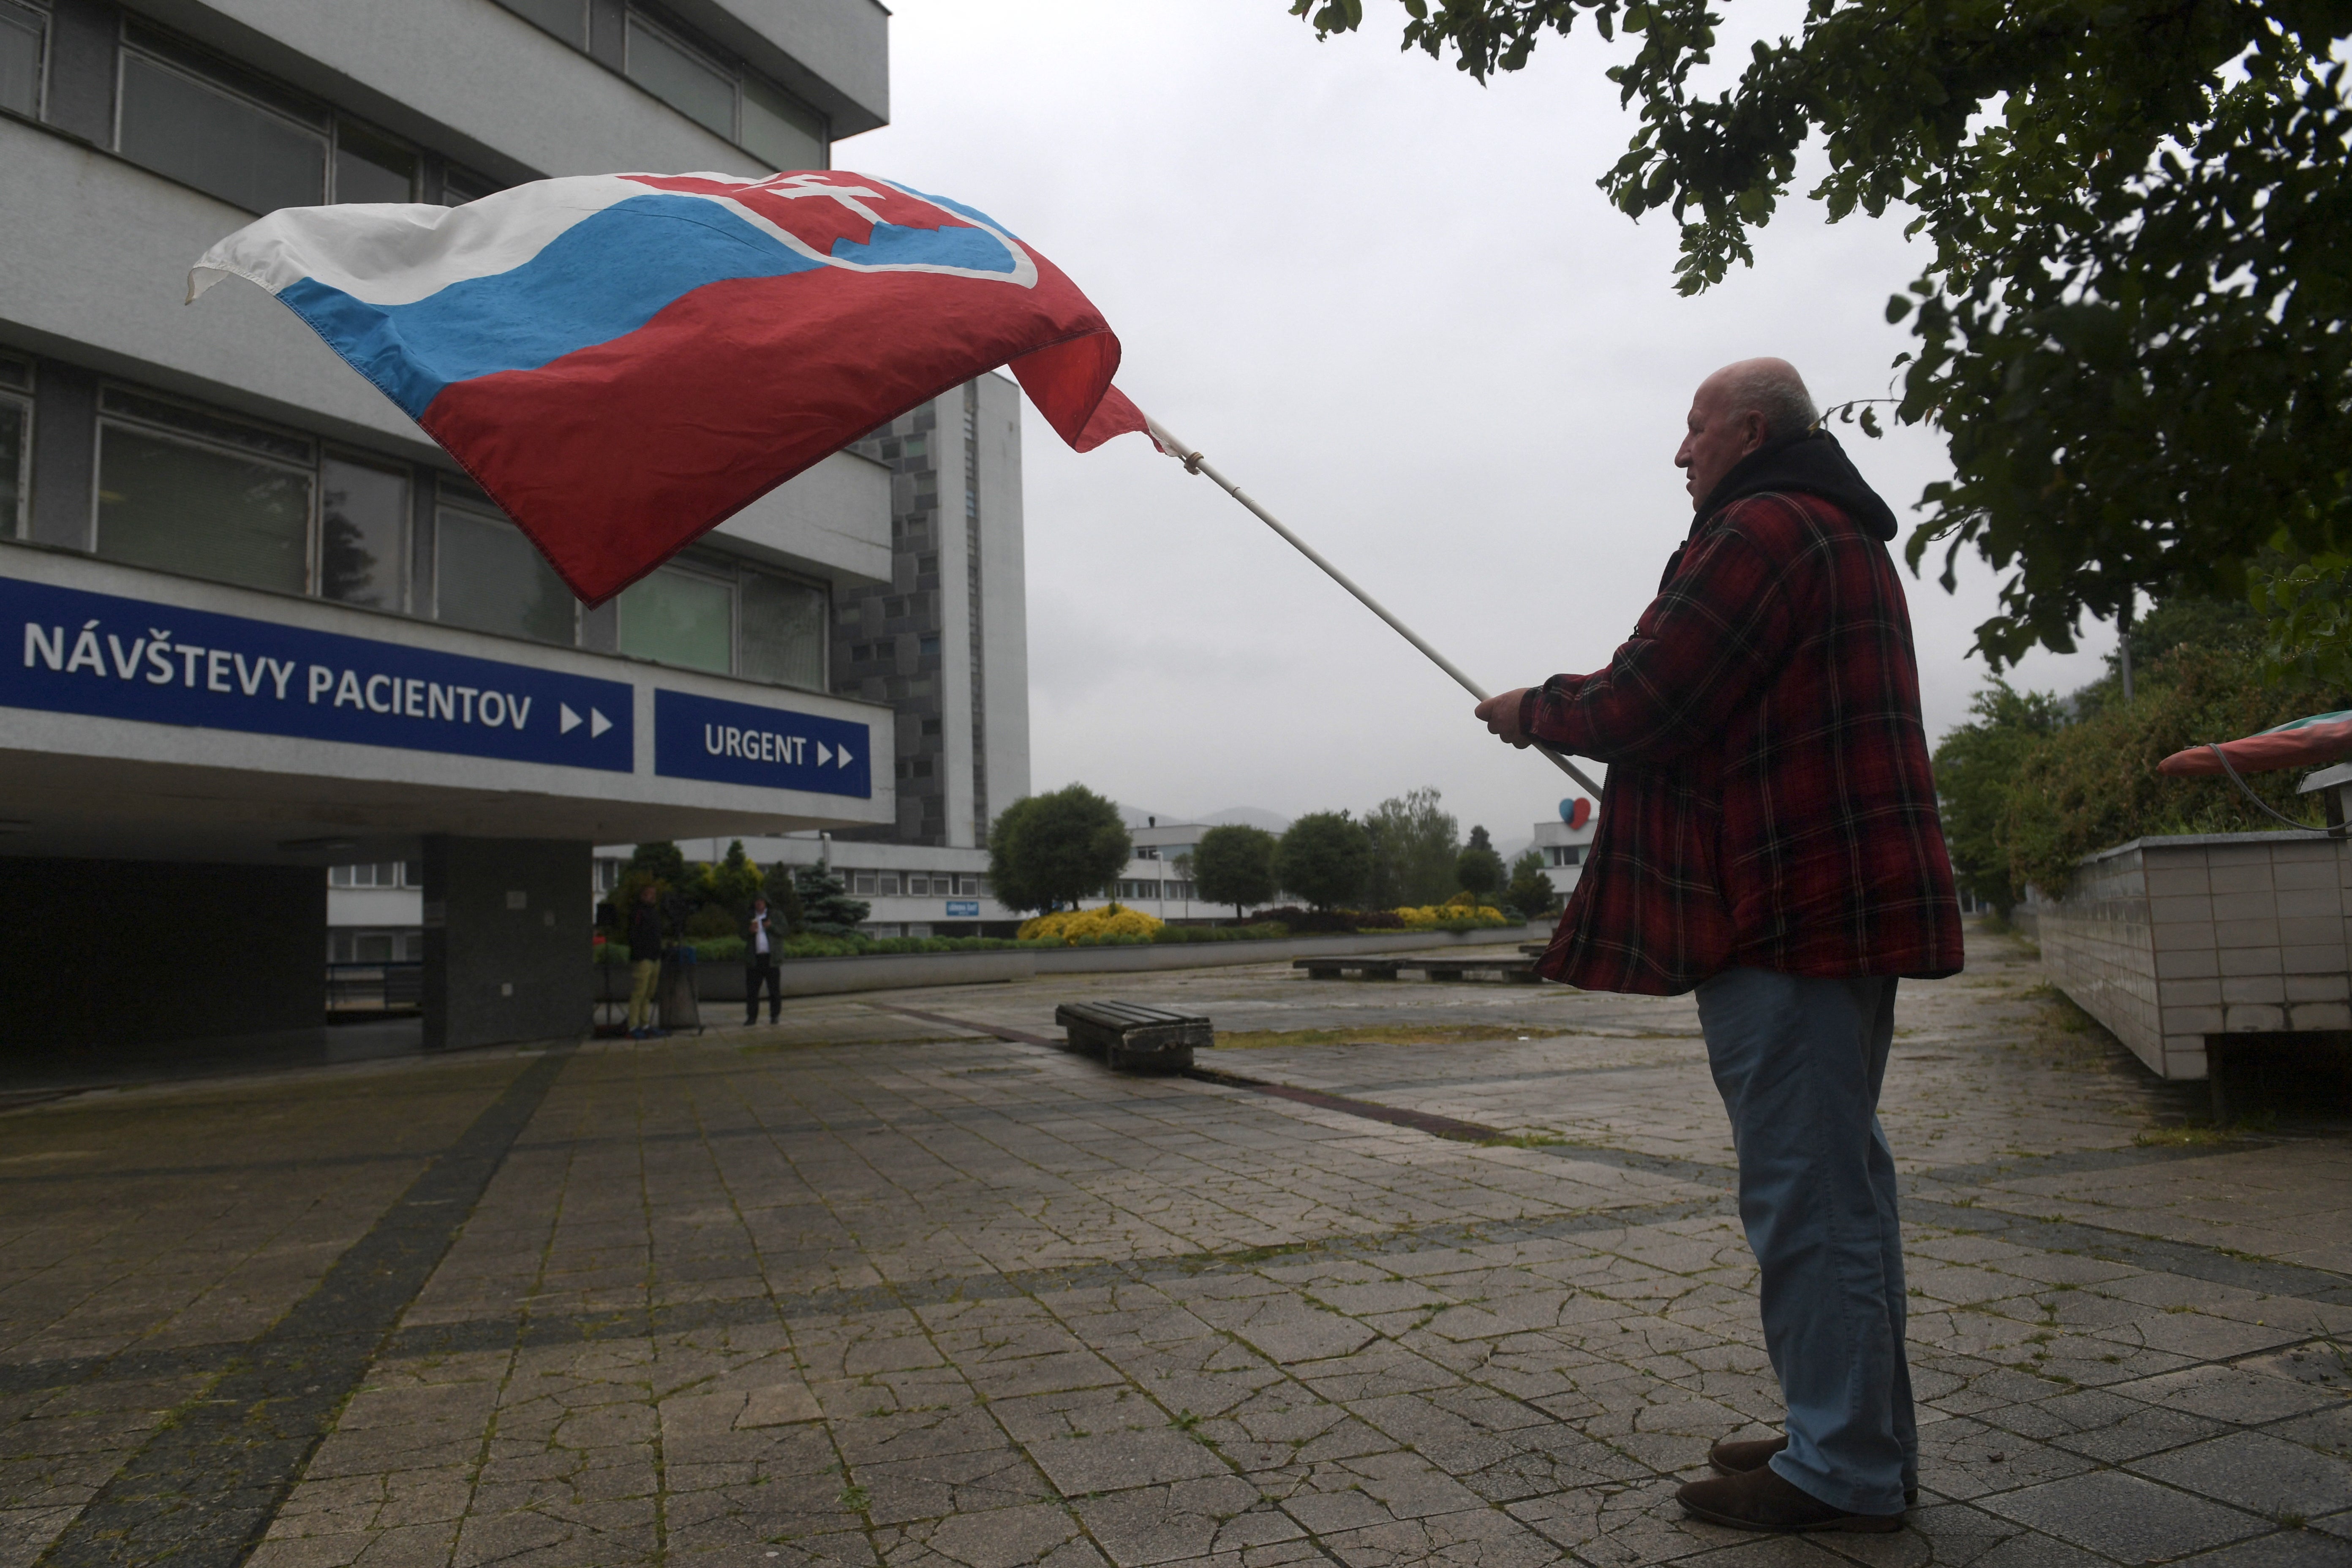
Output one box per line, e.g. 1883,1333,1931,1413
5,575,634,771
653,688,871,798
945,899,980,917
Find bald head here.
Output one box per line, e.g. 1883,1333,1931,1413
1674,358,1819,510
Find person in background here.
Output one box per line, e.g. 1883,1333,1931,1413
626,882,665,1040
744,894,782,1027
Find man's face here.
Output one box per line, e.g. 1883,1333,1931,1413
1674,374,1769,510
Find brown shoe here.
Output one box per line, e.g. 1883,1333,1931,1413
1707,1433,1916,1506
1678,1464,1905,1533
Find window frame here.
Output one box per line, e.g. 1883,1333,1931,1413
616,555,737,677
114,20,427,212
0,368,30,543
619,3,828,168
430,479,581,647
0,0,48,122
317,447,413,612
92,383,321,591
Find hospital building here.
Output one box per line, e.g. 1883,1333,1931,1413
0,0,1034,1056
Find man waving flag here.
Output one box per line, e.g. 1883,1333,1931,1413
190,170,1149,604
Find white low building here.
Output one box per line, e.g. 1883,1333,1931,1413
1533,799,1600,903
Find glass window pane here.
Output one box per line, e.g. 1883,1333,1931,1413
496,0,586,46
617,566,733,673
442,166,495,206
333,122,416,204
740,571,824,688
740,74,822,170
319,455,408,608
0,400,23,540
118,53,326,214
97,425,311,594
625,19,733,138
436,508,576,645
0,2,41,119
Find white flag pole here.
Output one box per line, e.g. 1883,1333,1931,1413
1143,416,1604,799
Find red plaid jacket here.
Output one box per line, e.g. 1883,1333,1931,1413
1529,480,1963,995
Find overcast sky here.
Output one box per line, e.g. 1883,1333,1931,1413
846,0,2117,844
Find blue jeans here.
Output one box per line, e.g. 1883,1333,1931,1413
1694,968,1915,1516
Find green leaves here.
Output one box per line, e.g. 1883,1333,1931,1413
1282,0,2352,670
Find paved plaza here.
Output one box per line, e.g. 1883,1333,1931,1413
4,923,2350,1568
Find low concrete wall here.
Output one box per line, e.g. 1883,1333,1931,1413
2036,831,2350,1080
662,924,1544,1003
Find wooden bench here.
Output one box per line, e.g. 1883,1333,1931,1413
1291,957,1402,980
1055,1001,1213,1072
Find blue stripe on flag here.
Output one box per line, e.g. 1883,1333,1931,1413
278,194,830,418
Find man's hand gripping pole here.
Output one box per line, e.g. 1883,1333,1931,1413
1143,416,1603,799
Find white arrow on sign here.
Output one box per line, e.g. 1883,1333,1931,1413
837,743,854,768
589,708,612,738
817,741,832,766
559,703,582,734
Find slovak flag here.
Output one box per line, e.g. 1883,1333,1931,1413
188,171,1152,603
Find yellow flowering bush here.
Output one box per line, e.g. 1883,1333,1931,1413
1017,902,1166,944
1392,903,1512,928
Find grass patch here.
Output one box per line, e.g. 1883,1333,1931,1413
1482,1131,1570,1149
1215,1024,1573,1051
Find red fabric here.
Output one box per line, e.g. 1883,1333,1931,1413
2158,716,2352,776
423,220,1142,604
1527,491,1964,995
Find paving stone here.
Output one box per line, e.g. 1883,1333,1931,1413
1978,1470,2269,1563
2129,1432,2352,1522
3,924,2347,1568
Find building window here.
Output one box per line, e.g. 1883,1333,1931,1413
1546,845,1588,868
319,454,408,610
874,872,900,895
595,857,624,893
740,569,825,689
434,479,577,646
622,7,825,170
494,0,588,48
329,928,422,963
443,165,498,206
117,25,329,214
0,0,44,119
115,23,424,214
850,871,875,894
328,861,419,888
0,357,27,541
1116,880,1162,901
619,562,733,673
332,119,418,203
95,388,315,596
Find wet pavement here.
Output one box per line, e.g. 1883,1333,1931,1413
3,922,2348,1567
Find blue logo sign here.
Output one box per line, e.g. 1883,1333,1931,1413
653,688,871,798
945,899,980,917
5,575,633,771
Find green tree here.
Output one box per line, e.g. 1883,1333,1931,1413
792,861,870,938
1192,823,1278,921
1290,0,2352,670
1275,811,1372,910
625,839,686,887
1932,682,2068,919
1503,849,1557,920
1455,843,1505,899
987,785,1132,914
761,860,807,935
1362,787,1460,907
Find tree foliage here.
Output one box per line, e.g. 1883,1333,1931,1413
792,862,870,938
1455,843,1505,898
1503,849,1558,920
1362,787,1462,906
1276,811,1373,910
1192,823,1279,920
1290,0,2352,668
987,785,1132,914
1928,599,2343,896
1930,683,2067,918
